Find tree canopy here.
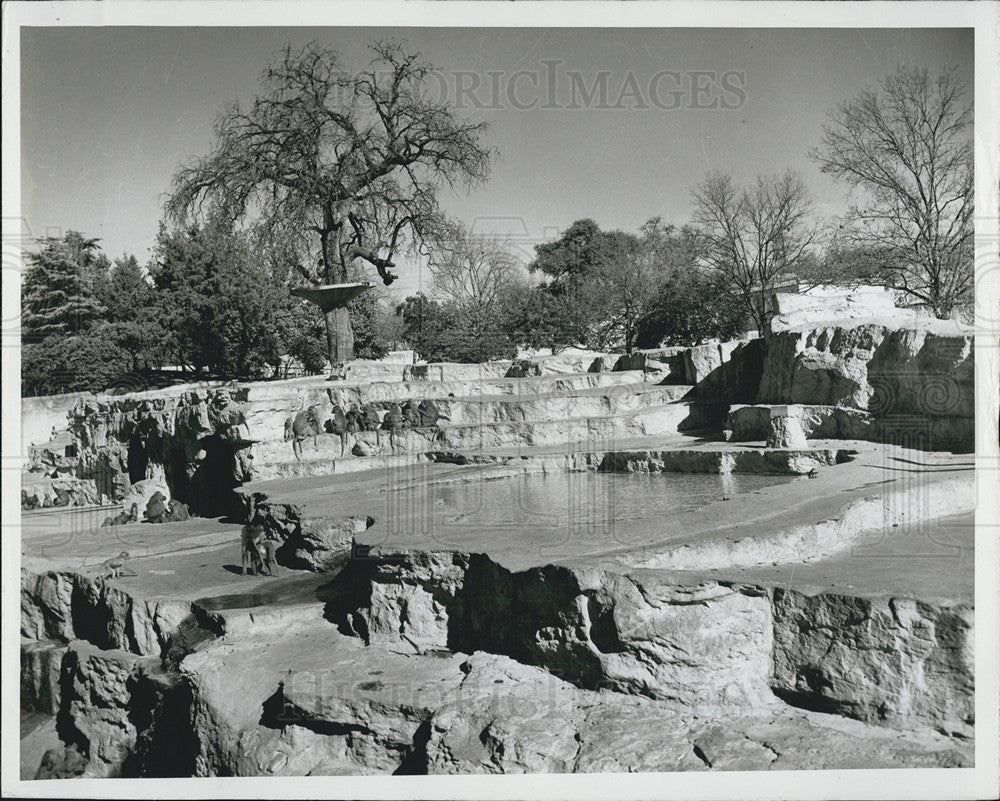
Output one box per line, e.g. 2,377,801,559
22,231,107,341
166,40,494,364
691,170,818,332
811,66,973,318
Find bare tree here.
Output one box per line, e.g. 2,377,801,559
811,66,973,318
589,228,668,354
429,225,522,320
166,41,493,364
691,171,818,331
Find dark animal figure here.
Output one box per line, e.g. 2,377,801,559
382,403,405,452
257,535,279,576
419,398,450,443
361,404,382,431
165,499,189,522
285,405,323,460
144,491,168,524
102,502,139,528
325,404,351,456
346,404,364,434
402,400,421,429
417,398,442,427
35,746,86,779
241,523,265,575
807,468,819,479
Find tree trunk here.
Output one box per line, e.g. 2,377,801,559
324,306,355,365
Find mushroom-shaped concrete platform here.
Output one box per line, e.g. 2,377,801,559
291,282,373,312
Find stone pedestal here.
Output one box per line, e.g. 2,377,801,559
767,408,808,449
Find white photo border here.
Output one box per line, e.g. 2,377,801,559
2,2,998,800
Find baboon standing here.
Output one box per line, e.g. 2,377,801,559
97,551,134,580
241,524,264,575
257,534,279,576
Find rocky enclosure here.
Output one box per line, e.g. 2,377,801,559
20,317,976,777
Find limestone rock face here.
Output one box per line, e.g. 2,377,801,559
57,642,195,777
757,324,972,415
21,571,192,658
728,404,874,443
21,640,68,715
750,323,973,451
66,387,253,514
336,551,774,707
771,589,974,737
21,476,101,510
684,338,764,404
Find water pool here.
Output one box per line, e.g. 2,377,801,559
369,470,797,566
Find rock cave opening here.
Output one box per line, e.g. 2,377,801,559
187,435,243,519
126,432,148,485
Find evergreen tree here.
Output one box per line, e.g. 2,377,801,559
22,231,106,341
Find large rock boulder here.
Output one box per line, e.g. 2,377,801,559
766,412,808,449
332,550,775,707
771,589,974,737
122,479,170,519
683,342,724,385
768,286,906,332
757,322,972,414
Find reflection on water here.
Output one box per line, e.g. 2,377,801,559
380,471,794,552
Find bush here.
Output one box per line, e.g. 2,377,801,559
636,270,747,348
23,324,134,396
399,293,516,363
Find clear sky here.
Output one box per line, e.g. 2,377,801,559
20,26,972,297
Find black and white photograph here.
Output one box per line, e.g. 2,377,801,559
2,2,999,799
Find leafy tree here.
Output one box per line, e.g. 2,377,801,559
22,323,133,396
282,305,329,376
529,218,609,287
811,66,973,318
348,287,394,361
22,231,106,341
503,282,592,354
525,218,691,352
399,293,515,363
167,40,493,365
526,219,622,350
101,254,153,322
150,221,288,377
636,269,747,348
691,170,818,332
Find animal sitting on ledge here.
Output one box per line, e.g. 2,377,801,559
143,493,190,524
381,403,405,452
324,404,351,456
102,503,139,527
284,405,323,460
